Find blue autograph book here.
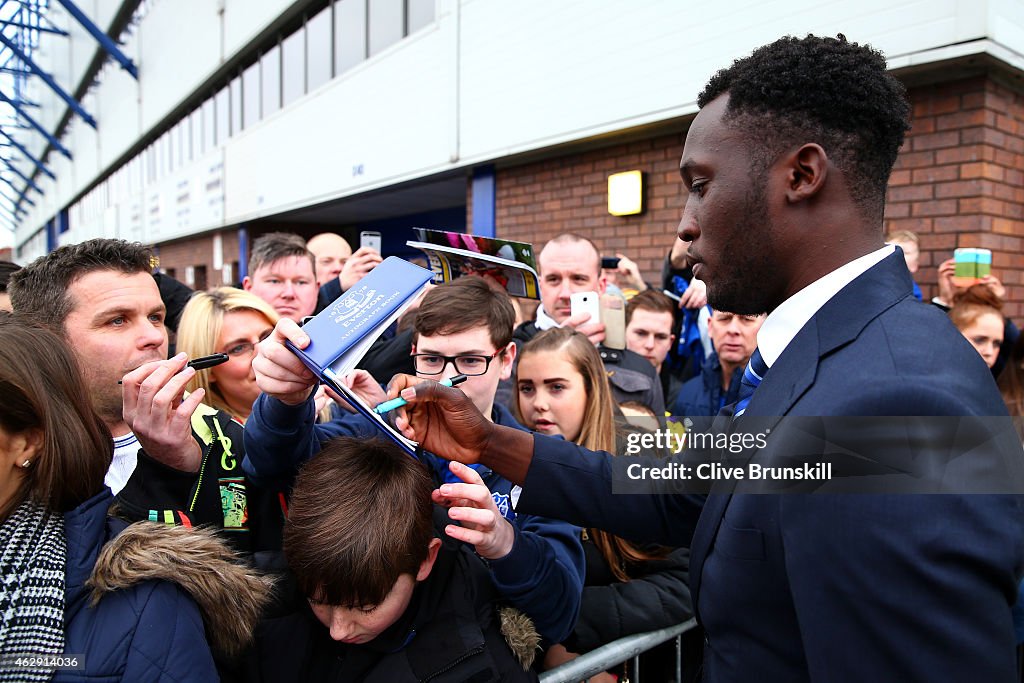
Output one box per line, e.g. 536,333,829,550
285,256,434,456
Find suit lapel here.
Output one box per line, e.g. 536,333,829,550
688,252,915,619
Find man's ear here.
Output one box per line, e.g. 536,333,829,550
596,274,608,295
241,276,252,291
416,537,442,582
783,143,829,204
498,341,517,381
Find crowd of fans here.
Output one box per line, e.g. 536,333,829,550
1,33,1023,683
1,219,1019,682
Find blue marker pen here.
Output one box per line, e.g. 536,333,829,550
373,374,468,415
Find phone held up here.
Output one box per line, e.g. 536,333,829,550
601,256,621,270
569,291,626,350
952,247,992,288
360,230,382,253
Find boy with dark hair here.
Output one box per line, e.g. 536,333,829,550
250,436,537,681
243,276,584,645
242,231,318,322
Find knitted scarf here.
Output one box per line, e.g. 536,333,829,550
0,498,66,682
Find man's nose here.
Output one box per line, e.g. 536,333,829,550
139,322,166,349
677,200,699,243
281,281,297,298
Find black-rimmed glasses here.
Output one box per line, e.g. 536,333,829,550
412,350,501,376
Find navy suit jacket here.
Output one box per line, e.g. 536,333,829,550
518,252,1024,681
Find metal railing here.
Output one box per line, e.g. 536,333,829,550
540,619,698,683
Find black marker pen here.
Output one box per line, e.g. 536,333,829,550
118,353,230,384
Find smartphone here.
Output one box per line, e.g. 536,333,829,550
601,256,621,270
600,294,626,350
360,230,382,253
570,291,600,323
952,247,992,287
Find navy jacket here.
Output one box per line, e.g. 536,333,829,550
671,352,744,418
243,396,585,643
515,253,1024,681
57,491,218,682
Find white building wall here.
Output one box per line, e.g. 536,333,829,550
13,0,1024,261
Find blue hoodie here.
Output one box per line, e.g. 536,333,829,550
243,394,585,643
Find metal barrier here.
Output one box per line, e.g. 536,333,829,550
539,618,698,683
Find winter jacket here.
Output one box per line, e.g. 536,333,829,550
56,490,272,682
242,397,585,643
564,537,692,654
671,352,745,419
115,402,286,564
247,523,538,682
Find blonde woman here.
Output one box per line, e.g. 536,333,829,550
177,287,278,423
513,327,693,681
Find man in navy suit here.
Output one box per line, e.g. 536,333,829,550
390,35,1024,681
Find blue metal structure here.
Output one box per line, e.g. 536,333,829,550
0,0,139,243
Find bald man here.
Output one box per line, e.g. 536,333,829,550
307,232,353,288
311,232,384,314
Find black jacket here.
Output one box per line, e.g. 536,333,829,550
247,528,538,682
115,403,286,564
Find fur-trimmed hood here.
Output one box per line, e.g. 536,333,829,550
87,520,274,657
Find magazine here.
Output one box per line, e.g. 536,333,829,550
406,228,541,299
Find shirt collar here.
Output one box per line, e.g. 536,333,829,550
757,244,895,368
534,304,560,331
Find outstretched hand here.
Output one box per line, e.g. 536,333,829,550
389,374,493,465
433,461,515,560
252,318,318,406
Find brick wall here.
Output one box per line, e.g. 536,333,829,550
155,229,243,289
493,73,1024,320
886,75,1024,320
494,132,686,284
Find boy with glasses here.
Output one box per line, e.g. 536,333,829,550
243,276,585,646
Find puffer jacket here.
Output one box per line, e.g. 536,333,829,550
55,490,272,682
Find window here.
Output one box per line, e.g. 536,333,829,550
201,99,215,153
282,27,306,107
242,61,261,128
335,0,366,75
261,45,282,117
307,5,333,91
407,0,434,34
190,109,202,160
215,86,230,144
229,76,242,135
368,0,403,57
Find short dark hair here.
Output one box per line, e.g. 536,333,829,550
698,34,910,222
414,276,515,349
0,260,21,293
0,317,112,520
248,232,315,277
283,437,434,608
9,239,153,330
626,289,676,325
